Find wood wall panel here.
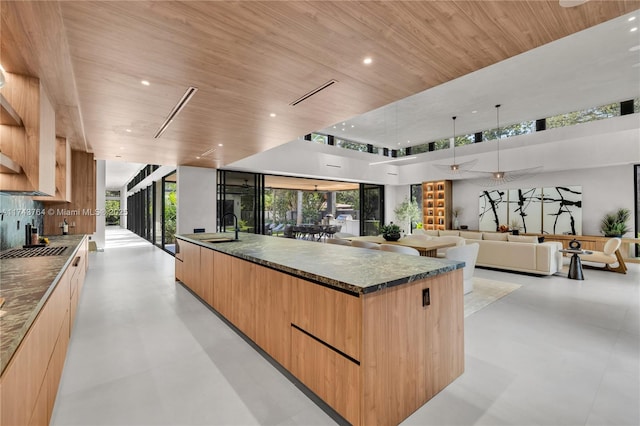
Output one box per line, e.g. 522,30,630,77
361,269,464,426
42,150,96,235
253,266,292,370
33,137,72,202
200,247,214,307
292,279,361,361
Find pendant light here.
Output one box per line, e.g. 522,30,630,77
434,115,477,174
473,104,542,187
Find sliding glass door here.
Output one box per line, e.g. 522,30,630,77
360,184,385,236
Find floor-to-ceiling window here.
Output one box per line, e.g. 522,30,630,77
217,171,262,234
162,172,177,253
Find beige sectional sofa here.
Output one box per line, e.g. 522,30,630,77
417,229,563,276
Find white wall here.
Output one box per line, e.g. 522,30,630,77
452,164,635,237
94,159,106,248
176,166,217,234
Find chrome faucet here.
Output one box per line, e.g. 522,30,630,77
221,212,239,240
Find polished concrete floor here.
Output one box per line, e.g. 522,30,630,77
52,228,639,425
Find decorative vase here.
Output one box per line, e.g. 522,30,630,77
453,217,459,230
383,233,401,242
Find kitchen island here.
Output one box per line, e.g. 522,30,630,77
176,232,465,426
0,234,89,425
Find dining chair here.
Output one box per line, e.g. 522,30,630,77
351,240,380,250
380,244,420,256
445,242,479,294
434,236,465,258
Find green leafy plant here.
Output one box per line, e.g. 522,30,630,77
394,196,421,232
600,208,630,237
379,222,401,237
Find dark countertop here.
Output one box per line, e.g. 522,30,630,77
0,235,86,376
177,233,463,295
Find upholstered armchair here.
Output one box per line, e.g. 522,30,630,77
578,238,627,274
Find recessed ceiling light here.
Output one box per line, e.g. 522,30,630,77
472,110,478,114
141,80,150,86
630,45,640,52
119,146,124,150
196,156,201,159
270,113,276,117
218,143,223,147
629,16,636,22
559,0,588,7
341,128,345,131
632,63,640,68
125,129,132,133
631,27,638,32
351,125,354,128
363,57,372,65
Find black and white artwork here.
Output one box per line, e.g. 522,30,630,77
479,189,508,232
542,186,582,235
479,186,582,235
507,188,543,234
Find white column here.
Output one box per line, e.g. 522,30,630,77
176,166,217,234
94,159,106,249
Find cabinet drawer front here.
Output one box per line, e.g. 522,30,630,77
292,279,361,361
290,327,360,426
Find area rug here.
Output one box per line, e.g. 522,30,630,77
464,278,521,317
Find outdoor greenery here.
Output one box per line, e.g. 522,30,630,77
104,200,120,225
600,208,630,237
164,184,177,244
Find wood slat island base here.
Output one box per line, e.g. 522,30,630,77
176,234,464,426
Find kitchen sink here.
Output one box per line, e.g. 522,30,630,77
0,246,68,259
200,237,236,243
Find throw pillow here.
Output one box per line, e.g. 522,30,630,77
507,235,539,243
460,231,483,240
439,230,461,236
482,232,509,241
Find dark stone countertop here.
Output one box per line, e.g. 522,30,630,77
177,233,463,295
0,235,86,376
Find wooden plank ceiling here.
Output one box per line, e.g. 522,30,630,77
1,1,637,168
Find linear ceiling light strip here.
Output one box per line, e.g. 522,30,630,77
153,86,199,138
289,80,338,106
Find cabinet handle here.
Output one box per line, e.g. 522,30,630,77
422,288,430,307
72,256,81,267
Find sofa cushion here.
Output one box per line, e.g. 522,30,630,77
424,230,439,236
508,235,539,243
439,230,460,236
460,231,483,240
483,232,509,241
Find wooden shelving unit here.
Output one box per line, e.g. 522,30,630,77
422,180,452,231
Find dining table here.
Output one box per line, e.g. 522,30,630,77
344,235,457,257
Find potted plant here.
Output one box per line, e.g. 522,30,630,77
600,208,631,237
379,222,402,241
452,207,462,230
394,197,421,234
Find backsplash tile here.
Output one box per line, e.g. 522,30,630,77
0,194,45,251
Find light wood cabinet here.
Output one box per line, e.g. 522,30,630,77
33,137,72,202
0,236,89,426
422,180,452,231
0,72,56,195
42,150,96,235
176,237,464,426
